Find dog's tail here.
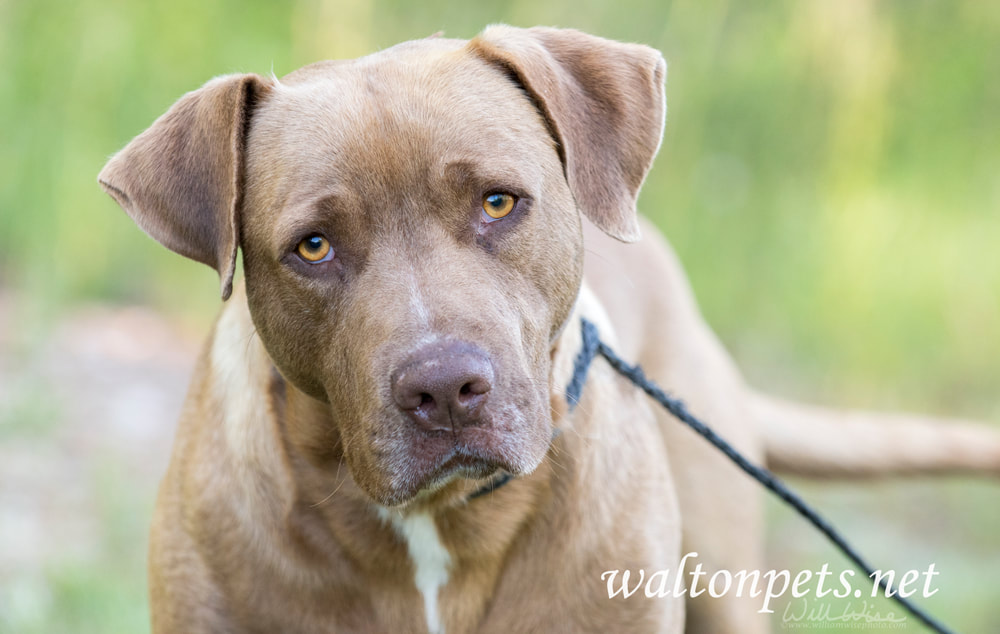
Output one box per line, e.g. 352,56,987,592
749,391,1000,477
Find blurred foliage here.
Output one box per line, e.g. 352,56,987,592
1,0,997,414
1,0,998,631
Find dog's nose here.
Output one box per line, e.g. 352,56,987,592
392,342,494,433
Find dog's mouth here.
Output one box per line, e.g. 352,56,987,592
425,445,507,486
346,360,553,507
392,454,499,503
391,437,508,502
367,421,547,507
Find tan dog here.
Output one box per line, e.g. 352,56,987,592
99,26,999,633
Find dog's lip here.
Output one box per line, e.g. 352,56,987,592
382,443,507,505
366,401,550,505
368,448,502,508
425,448,502,484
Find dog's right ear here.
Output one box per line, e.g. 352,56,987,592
98,74,271,300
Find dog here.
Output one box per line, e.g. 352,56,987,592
99,25,1000,633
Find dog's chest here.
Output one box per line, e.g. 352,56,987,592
379,510,451,634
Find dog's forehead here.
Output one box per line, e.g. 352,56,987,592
248,41,555,196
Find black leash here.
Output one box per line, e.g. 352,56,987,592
565,317,955,634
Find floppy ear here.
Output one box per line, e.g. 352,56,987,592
98,74,271,300
469,25,666,242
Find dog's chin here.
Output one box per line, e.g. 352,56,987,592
373,458,500,509
350,400,555,508
366,440,544,509
409,456,502,501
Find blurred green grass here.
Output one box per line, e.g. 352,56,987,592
2,0,997,415
2,456,152,634
1,0,997,632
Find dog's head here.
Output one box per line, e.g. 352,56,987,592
99,26,665,506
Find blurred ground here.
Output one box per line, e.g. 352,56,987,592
0,292,199,633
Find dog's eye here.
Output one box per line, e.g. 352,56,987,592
296,235,333,263
482,193,516,221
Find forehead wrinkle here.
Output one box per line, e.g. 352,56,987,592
438,157,543,196
256,44,555,158
271,192,350,248
350,54,550,154
251,49,560,237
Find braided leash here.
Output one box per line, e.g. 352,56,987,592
566,318,955,634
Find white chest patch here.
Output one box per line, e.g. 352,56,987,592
379,509,451,634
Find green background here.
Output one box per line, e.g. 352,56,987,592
1,0,997,632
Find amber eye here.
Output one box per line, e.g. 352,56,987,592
296,235,333,263
482,193,516,220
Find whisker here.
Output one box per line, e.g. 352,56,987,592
310,476,346,508
583,247,637,290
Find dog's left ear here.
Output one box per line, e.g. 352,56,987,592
469,25,666,242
